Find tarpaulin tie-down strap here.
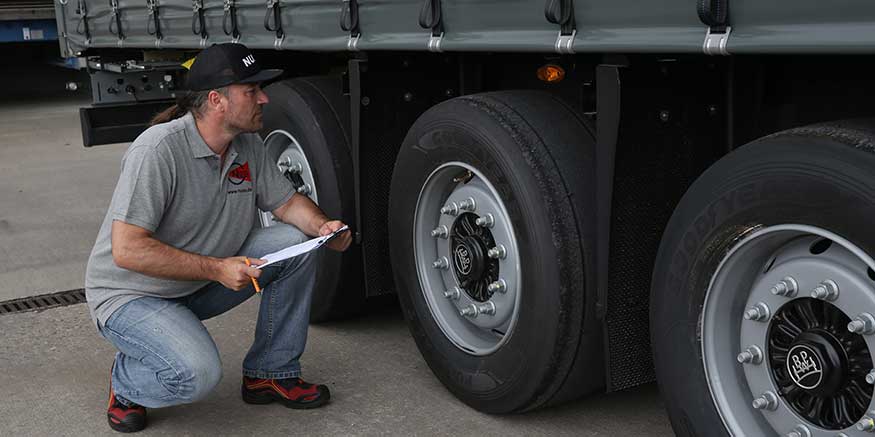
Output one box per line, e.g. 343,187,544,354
264,0,284,40
418,0,442,37
544,0,575,36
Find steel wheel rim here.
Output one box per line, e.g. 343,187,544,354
413,161,521,356
702,224,875,436
258,129,318,227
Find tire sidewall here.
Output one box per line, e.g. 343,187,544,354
651,136,875,436
389,102,572,412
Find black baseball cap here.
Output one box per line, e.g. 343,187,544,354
186,43,283,91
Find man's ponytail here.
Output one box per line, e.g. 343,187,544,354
149,103,185,126
149,91,202,126
149,88,226,126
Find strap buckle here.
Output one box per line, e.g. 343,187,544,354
347,34,360,51
555,30,576,54
427,32,444,52
703,26,731,56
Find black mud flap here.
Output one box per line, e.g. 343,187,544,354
79,100,173,147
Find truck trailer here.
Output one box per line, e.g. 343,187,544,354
52,1,875,435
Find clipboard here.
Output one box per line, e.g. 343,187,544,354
255,225,349,269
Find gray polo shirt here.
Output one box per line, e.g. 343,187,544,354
85,112,295,328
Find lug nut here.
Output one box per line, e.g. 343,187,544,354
432,257,449,270
440,203,459,216
867,370,875,384
430,225,448,238
459,302,495,318
475,214,494,228
787,425,810,437
743,302,770,322
443,287,461,300
810,279,839,301
487,279,507,294
848,313,875,335
751,391,778,411
487,245,507,260
476,301,496,316
460,305,478,317
858,416,875,432
458,198,476,212
737,345,763,365
770,277,798,297
297,184,312,195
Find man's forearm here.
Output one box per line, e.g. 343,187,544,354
113,232,220,282
275,193,329,236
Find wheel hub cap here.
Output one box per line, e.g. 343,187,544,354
450,213,499,302
786,342,826,391
769,299,871,428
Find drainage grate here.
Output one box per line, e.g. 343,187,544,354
0,289,86,316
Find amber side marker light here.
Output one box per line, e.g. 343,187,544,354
537,64,565,83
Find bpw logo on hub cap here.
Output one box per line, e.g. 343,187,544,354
787,345,823,389
453,245,472,276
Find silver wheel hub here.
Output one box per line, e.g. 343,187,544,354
414,162,521,355
258,129,318,227
703,224,875,436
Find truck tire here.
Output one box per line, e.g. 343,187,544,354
651,120,875,436
259,76,364,322
388,91,604,413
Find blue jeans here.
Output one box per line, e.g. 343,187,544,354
97,224,317,408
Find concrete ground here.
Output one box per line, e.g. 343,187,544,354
0,67,676,436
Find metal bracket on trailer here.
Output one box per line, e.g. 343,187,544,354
347,34,360,51
703,26,731,56
347,59,365,244
427,33,443,52
555,29,576,54
594,61,623,323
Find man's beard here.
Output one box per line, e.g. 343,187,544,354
227,113,262,134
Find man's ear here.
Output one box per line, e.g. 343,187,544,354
208,89,226,112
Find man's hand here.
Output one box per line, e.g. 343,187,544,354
215,256,264,291
319,220,352,252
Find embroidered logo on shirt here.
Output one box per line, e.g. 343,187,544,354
228,162,252,185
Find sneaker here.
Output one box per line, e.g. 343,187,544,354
241,376,331,409
107,380,147,433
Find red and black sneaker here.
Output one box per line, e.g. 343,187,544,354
241,376,331,409
107,381,147,433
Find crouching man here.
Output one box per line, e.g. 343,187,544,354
85,43,351,433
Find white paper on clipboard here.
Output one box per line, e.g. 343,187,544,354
255,225,349,269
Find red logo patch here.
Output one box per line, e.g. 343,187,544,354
228,162,252,185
